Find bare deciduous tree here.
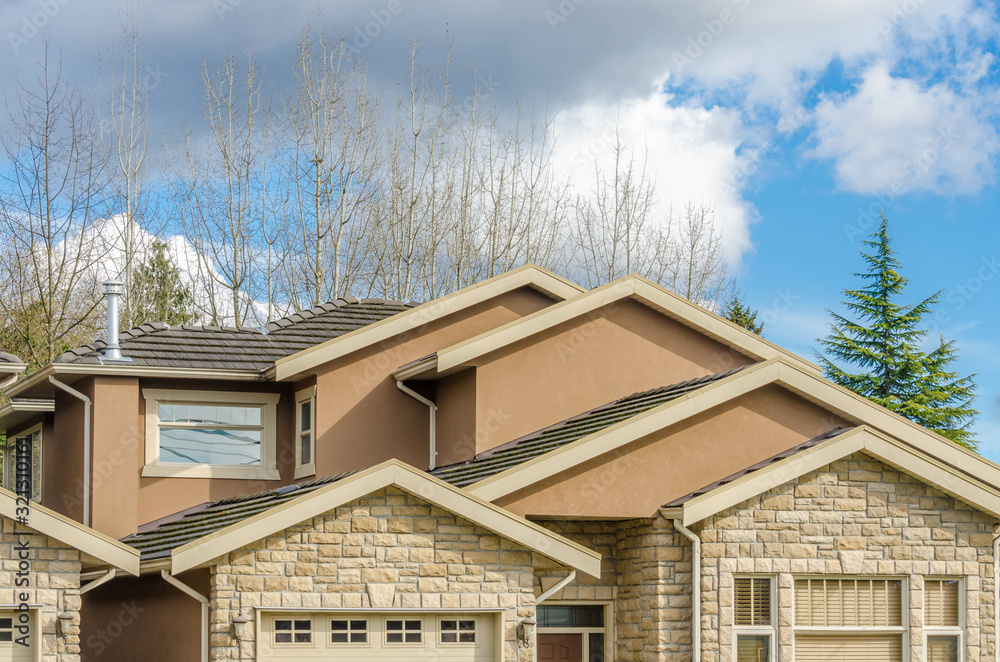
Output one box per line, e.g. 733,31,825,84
0,47,109,367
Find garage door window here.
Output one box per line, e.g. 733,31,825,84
275,619,312,644
0,616,11,642
441,618,477,644
330,619,367,644
386,619,422,644
794,578,904,661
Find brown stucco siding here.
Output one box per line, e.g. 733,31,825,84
498,385,851,518
79,568,209,662
46,380,91,522
90,377,141,540
435,368,479,467
312,287,558,475
207,486,542,661
470,300,755,454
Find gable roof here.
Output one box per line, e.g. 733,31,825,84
401,275,819,379
54,298,414,371
465,356,1000,504
431,367,747,487
127,460,601,579
660,425,1000,526
273,265,585,381
0,487,140,574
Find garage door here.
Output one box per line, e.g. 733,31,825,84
0,611,34,662
259,612,496,660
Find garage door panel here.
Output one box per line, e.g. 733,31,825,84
260,611,496,660
0,611,34,662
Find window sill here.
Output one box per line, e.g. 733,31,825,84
294,463,317,480
141,464,281,480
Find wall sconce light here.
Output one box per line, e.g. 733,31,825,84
56,612,74,636
517,617,536,647
231,615,250,640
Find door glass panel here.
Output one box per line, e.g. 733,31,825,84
537,605,604,628
588,632,605,661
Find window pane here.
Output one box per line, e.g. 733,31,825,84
927,636,959,662
735,577,772,626
300,401,312,432
300,433,311,465
537,605,604,628
588,632,605,662
794,578,902,627
737,635,771,662
245,407,262,426
925,580,960,627
159,404,175,422
159,427,261,465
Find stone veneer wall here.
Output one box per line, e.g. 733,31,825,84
535,519,694,662
0,518,83,662
699,452,999,662
208,487,540,661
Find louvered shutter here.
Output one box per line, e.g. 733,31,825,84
794,634,902,661
735,578,772,626
925,580,960,627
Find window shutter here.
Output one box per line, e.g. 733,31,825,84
794,634,902,661
794,578,902,627
925,580,960,627
735,578,772,626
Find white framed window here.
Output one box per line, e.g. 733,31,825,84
274,618,312,645
294,386,316,479
793,577,905,662
385,619,422,644
925,578,963,662
141,389,280,480
330,618,367,644
440,618,477,644
734,576,775,662
1,424,42,501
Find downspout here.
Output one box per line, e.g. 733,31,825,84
396,381,438,470
674,520,701,662
533,570,577,662
994,534,999,662
49,376,91,527
161,570,209,662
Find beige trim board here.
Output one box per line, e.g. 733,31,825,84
424,275,818,377
273,265,585,381
0,487,140,575
674,426,1000,526
2,363,265,400
468,356,1000,504
0,400,54,435
169,460,601,578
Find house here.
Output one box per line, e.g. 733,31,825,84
0,264,995,662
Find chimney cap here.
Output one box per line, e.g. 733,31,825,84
102,280,124,295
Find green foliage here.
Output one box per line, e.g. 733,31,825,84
818,213,978,448
130,239,196,327
724,293,764,335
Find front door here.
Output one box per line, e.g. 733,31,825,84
538,633,583,662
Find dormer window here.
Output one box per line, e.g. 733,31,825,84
141,389,280,480
294,386,317,479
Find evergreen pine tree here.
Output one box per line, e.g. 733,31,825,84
130,239,197,327
724,292,764,335
818,214,978,448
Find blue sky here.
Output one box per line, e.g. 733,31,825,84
1,0,997,456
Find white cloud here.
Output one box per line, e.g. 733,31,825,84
807,62,998,195
551,84,756,268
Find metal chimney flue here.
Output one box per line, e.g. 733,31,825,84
101,280,125,361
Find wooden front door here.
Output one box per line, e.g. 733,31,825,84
537,633,583,662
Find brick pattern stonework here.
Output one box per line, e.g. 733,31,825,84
0,518,83,662
208,487,541,661
698,452,998,662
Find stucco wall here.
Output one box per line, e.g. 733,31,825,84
698,452,999,662
207,487,543,661
0,518,83,662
